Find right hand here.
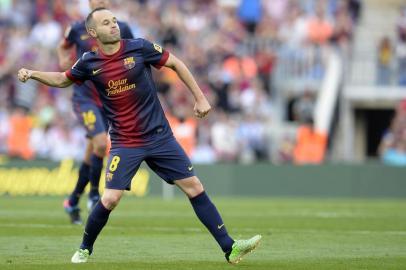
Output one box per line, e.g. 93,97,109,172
18,68,33,83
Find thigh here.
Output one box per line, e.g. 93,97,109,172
105,147,145,191
145,138,195,184
74,102,108,138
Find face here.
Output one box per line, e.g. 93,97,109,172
88,9,121,44
89,0,110,10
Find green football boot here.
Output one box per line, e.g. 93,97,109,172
225,235,262,264
71,248,90,263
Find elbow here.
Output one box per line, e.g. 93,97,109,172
166,59,177,70
166,54,183,71
169,63,178,72
60,81,71,88
60,80,71,88
170,59,186,73
58,73,71,88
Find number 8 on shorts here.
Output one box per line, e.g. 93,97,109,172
109,156,121,172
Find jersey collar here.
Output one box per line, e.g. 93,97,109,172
98,40,125,59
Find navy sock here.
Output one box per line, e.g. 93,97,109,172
69,163,90,206
89,154,103,198
189,191,234,253
80,201,111,253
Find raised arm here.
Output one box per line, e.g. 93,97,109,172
18,68,73,88
164,53,211,118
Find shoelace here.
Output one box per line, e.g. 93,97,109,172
79,250,89,258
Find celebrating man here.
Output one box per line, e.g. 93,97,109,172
18,8,261,265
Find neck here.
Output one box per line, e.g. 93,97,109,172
98,40,121,56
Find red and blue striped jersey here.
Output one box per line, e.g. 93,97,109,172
63,20,133,106
66,39,172,147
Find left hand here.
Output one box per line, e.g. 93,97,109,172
194,97,211,118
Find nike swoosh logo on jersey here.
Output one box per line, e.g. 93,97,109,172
92,68,102,75
217,224,225,229
188,166,193,171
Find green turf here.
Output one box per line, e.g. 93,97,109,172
0,196,405,269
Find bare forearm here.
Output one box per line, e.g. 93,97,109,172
170,58,205,101
30,71,72,88
163,53,211,118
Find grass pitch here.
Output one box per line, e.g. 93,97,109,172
0,196,405,269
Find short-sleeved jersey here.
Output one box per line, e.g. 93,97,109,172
63,21,133,105
65,39,172,147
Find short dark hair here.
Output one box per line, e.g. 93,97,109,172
85,7,108,30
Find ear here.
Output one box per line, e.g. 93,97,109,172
87,28,97,38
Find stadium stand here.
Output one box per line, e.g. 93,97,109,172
5,0,403,165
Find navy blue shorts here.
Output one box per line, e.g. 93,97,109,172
73,102,108,138
105,137,195,190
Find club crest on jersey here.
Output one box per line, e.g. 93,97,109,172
106,172,114,181
153,43,163,53
124,57,135,70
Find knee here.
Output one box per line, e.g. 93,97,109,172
192,180,204,195
94,144,107,157
93,138,107,157
184,177,205,198
101,192,122,210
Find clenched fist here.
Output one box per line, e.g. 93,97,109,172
18,68,32,83
194,97,211,118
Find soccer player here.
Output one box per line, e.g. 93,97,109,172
18,8,261,264
57,0,134,224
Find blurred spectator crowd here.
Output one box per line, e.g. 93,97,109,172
379,100,406,165
377,5,406,86
0,0,361,163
